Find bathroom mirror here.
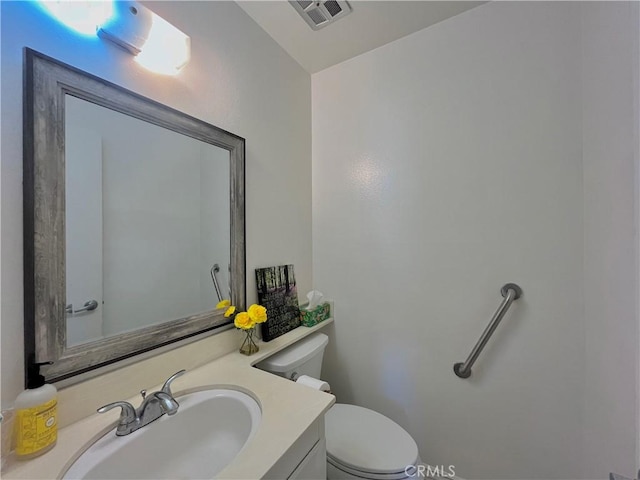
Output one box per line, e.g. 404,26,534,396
23,49,246,383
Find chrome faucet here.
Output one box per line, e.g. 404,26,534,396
97,370,186,436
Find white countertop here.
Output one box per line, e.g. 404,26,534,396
4,320,335,479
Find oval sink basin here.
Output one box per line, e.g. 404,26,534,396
63,389,261,479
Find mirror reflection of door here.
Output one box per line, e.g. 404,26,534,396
66,124,104,346
65,95,231,347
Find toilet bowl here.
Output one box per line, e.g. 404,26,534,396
256,333,420,480
326,403,419,480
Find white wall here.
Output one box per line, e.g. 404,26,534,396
313,2,637,479
581,3,639,479
0,0,311,406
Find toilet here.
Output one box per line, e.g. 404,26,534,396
257,333,420,480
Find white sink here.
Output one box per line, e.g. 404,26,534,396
63,389,261,479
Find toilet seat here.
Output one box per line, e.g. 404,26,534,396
325,404,419,479
327,456,416,480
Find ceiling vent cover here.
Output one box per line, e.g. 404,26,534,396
290,1,352,31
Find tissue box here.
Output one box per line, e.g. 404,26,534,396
299,302,331,327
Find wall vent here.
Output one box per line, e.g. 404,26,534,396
289,0,352,31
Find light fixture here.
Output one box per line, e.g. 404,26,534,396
98,1,190,75
97,1,151,54
37,0,190,75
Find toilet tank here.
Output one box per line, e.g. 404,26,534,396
256,333,328,380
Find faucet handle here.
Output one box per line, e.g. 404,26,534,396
161,369,186,396
97,401,137,428
153,391,180,416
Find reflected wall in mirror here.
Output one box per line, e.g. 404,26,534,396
65,96,231,346
24,49,246,383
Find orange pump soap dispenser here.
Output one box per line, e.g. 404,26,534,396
14,362,57,459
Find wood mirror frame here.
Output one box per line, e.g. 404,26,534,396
23,49,246,384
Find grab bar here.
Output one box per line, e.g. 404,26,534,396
210,264,223,302
454,283,522,379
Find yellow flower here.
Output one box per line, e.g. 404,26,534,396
216,299,231,309
234,312,255,330
224,306,236,317
248,304,267,324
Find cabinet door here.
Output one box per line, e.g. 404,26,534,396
289,439,326,480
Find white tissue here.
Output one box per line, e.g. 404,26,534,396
305,290,324,311
296,375,331,392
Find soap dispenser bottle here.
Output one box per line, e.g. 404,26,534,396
14,361,57,459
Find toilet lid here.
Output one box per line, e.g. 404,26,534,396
325,404,419,475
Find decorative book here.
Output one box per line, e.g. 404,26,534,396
255,265,300,341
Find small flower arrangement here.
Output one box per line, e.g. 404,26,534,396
216,300,267,355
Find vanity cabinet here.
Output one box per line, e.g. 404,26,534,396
289,439,326,479
265,418,326,479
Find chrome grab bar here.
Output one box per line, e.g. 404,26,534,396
210,264,223,302
454,283,522,379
